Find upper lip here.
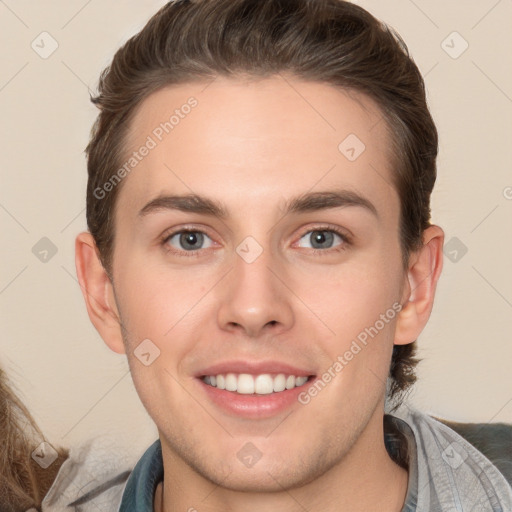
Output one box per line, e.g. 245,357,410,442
196,360,316,378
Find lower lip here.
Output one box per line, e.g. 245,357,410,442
197,378,314,419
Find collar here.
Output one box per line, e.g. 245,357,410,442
119,440,163,511
118,416,417,511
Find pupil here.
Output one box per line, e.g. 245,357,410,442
181,232,202,250
311,231,333,249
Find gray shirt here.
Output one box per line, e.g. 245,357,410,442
41,405,512,511
391,405,512,511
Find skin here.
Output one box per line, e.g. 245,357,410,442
76,75,444,511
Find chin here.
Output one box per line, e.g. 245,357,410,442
199,465,313,493
187,446,334,494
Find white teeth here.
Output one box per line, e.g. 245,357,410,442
225,373,237,392
285,375,296,390
237,374,255,394
255,374,274,394
273,373,286,392
216,374,225,390
202,372,310,394
295,376,308,386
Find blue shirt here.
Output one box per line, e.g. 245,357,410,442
119,440,164,510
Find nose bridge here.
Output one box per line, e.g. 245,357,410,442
234,241,275,299
216,238,294,336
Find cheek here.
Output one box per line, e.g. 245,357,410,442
292,258,402,333
127,355,193,432
291,256,402,388
115,264,200,415
114,252,210,341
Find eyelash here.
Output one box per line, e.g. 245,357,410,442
160,227,213,258
160,225,352,258
299,226,352,255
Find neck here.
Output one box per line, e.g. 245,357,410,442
154,411,409,512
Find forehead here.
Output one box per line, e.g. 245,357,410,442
118,75,397,220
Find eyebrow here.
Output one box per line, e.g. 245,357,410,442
138,189,378,219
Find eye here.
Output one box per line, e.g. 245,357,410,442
297,229,345,250
165,230,214,252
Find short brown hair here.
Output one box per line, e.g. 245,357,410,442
85,0,437,406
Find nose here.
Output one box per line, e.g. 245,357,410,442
216,246,294,338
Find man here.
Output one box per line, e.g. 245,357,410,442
74,0,512,510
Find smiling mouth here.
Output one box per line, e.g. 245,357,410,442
201,373,313,395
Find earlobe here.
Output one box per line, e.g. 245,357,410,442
75,232,126,354
394,225,444,346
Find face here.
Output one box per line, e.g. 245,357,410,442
109,75,408,490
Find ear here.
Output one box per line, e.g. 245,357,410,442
75,232,126,354
394,225,444,346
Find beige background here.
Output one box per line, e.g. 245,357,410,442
1,0,511,456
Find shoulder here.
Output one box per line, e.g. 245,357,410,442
42,436,134,511
388,405,512,510
433,416,512,486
